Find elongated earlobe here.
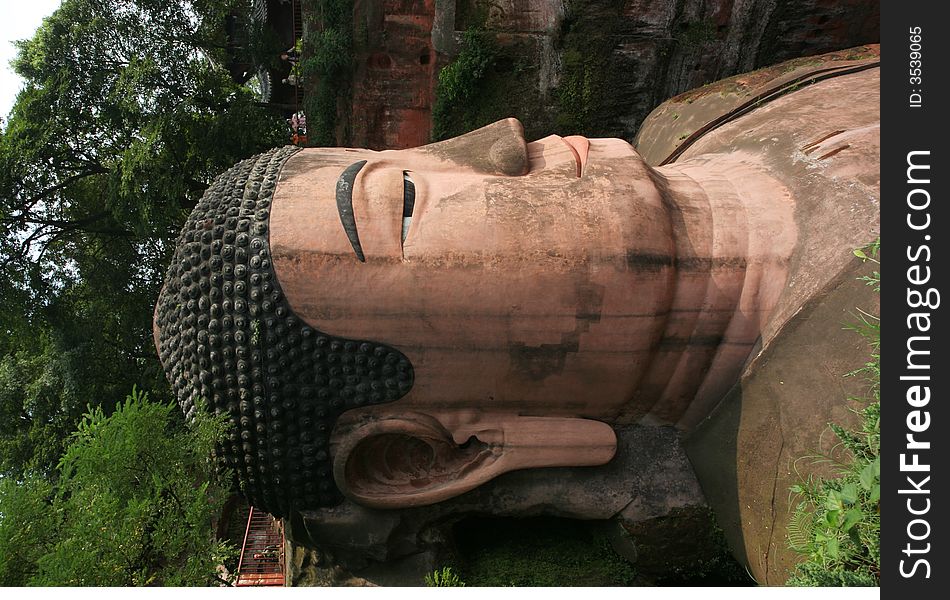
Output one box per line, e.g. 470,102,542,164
333,411,616,509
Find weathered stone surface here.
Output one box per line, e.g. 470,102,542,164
634,44,880,165
349,0,441,149
286,541,375,586
616,506,741,583
669,63,879,365
685,257,879,585
641,59,878,583
476,0,565,32
564,0,879,140
158,47,879,586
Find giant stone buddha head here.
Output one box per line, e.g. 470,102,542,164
154,115,802,516
156,49,882,583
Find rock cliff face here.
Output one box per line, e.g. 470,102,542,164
628,0,879,135
345,0,879,147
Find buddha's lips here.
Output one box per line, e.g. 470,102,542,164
560,135,590,177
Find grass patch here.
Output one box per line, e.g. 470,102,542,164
424,566,466,587
786,239,880,586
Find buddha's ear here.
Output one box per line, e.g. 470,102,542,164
332,411,616,509
421,118,529,176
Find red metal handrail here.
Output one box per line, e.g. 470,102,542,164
235,506,285,586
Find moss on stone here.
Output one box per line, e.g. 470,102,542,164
454,517,638,586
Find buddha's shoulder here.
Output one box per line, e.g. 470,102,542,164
633,45,880,166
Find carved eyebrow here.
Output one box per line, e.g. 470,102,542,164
336,160,367,262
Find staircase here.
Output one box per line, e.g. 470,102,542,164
293,0,304,108
235,507,285,586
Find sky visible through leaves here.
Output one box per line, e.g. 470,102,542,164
0,0,63,123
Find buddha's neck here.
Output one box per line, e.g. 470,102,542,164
630,153,796,430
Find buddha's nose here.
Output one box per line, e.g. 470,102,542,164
423,118,529,176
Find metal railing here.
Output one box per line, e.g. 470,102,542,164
293,0,304,109
235,506,285,586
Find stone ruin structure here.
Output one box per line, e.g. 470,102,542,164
155,46,880,584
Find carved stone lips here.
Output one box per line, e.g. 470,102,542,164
560,135,590,177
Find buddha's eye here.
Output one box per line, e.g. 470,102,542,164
402,171,415,244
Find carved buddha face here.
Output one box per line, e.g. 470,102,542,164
157,118,781,514
268,118,680,508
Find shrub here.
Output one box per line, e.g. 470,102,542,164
0,388,235,586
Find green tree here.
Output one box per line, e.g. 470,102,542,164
0,344,93,479
0,388,235,586
0,474,58,586
0,0,287,479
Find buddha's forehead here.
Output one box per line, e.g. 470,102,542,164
290,119,531,177
291,145,495,176
296,148,376,167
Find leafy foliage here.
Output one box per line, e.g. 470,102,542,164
431,28,498,141
425,566,466,587
788,563,878,587
0,0,286,479
786,240,880,586
300,0,354,145
0,2,295,583
0,474,58,586
0,388,234,586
